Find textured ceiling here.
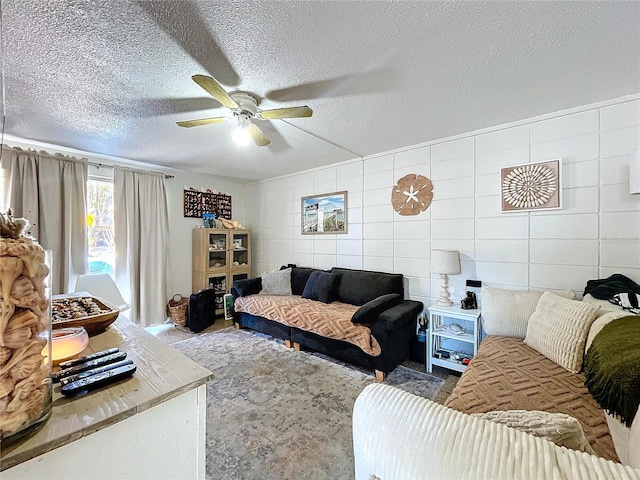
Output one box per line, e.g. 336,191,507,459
1,1,639,183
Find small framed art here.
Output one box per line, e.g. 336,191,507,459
501,159,562,212
223,293,235,320
301,191,347,234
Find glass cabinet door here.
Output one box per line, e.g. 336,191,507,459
231,232,250,268
208,232,227,270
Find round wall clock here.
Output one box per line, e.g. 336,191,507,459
391,174,433,216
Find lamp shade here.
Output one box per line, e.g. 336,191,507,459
431,250,461,275
631,151,640,195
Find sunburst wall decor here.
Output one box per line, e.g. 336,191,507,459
501,159,561,212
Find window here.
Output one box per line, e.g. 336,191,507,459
87,178,115,275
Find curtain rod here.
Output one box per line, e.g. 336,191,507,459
88,161,175,179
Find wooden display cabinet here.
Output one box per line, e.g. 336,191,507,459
192,229,251,313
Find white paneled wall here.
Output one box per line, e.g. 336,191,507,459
246,97,640,311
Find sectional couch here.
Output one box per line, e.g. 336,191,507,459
443,287,638,466
353,383,640,480
352,286,640,479
231,266,423,380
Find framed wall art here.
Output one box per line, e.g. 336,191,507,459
183,188,232,219
301,191,347,235
391,174,433,216
501,159,562,212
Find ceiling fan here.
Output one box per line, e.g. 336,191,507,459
177,74,313,147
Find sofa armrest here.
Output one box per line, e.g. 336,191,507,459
376,300,423,331
232,277,262,299
353,384,638,480
351,293,403,324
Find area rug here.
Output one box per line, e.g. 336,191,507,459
171,327,444,480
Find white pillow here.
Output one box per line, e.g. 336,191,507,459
524,292,600,373
471,410,595,455
582,293,625,312
260,268,292,295
481,287,576,339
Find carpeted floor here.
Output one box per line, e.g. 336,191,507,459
166,326,446,480
149,319,461,404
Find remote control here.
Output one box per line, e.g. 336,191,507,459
61,363,137,396
53,352,127,382
58,348,119,370
59,359,134,386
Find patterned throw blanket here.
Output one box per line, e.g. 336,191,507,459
584,315,640,427
234,295,382,356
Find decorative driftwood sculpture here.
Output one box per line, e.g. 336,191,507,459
0,210,51,440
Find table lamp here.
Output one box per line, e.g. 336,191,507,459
431,250,461,307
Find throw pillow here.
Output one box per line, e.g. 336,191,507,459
260,268,292,295
582,293,625,312
481,287,576,339
233,277,262,297
301,271,340,304
290,267,319,296
471,410,595,455
351,294,403,324
524,292,600,373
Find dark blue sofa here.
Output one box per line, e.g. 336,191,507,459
231,266,423,380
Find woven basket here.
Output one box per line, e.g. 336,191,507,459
168,294,188,327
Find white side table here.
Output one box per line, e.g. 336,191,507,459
427,304,481,374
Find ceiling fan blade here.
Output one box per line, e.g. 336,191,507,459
265,68,397,102
259,106,313,120
138,1,240,87
192,74,239,110
176,117,228,128
247,124,271,146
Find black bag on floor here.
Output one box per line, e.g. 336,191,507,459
188,289,217,333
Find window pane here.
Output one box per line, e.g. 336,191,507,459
87,179,115,275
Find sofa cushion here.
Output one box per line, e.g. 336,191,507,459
351,294,403,324
444,335,618,462
290,267,319,296
261,268,292,295
481,287,576,339
234,295,381,356
471,410,595,454
524,292,600,373
583,293,626,312
233,277,262,297
301,271,340,304
330,268,403,306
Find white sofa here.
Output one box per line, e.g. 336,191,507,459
353,383,640,480
442,287,638,468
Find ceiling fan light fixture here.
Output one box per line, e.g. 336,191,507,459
178,74,310,147
232,125,251,146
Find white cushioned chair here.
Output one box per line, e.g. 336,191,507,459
74,273,130,312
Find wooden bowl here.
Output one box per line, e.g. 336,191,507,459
52,296,120,336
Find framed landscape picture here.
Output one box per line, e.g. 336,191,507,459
301,191,348,235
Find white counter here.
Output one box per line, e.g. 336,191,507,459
1,318,213,479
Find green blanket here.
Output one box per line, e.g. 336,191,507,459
584,315,640,427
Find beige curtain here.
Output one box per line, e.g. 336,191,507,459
2,146,88,294
114,166,170,327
